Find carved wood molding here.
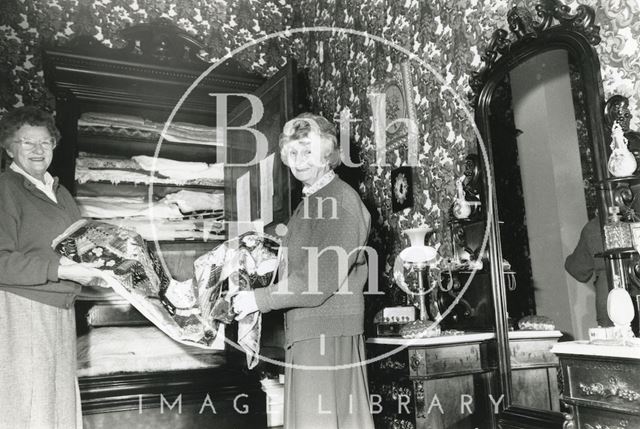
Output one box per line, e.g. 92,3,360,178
578,377,640,402
469,0,601,106
63,18,210,66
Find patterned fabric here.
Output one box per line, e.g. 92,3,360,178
53,221,280,366
194,232,280,368
53,220,221,347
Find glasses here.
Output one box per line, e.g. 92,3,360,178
14,138,57,151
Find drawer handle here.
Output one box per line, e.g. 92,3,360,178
410,352,424,372
579,377,640,402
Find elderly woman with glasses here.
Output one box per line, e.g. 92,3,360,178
0,106,103,428
232,113,375,429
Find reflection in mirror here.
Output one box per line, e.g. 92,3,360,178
490,50,598,341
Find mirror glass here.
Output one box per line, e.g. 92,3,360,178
489,49,598,409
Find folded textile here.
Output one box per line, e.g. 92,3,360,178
75,167,223,187
75,153,224,186
76,196,184,219
78,112,220,145
163,190,225,213
101,217,224,241
76,153,139,170
133,155,223,182
77,326,226,377
79,112,152,128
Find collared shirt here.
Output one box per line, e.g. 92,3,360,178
9,162,58,203
302,170,336,196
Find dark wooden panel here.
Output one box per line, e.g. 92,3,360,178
424,344,483,377
511,368,557,411
509,339,559,369
498,405,573,429
575,404,640,428
80,367,266,428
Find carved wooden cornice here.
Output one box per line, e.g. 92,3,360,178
62,18,211,66
470,0,601,106
42,19,265,113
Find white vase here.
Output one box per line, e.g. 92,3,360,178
608,122,637,177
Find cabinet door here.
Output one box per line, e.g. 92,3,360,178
224,62,299,237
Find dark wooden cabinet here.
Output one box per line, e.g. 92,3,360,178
367,332,561,429
42,19,303,426
553,342,640,428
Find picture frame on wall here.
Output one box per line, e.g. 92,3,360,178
367,61,419,165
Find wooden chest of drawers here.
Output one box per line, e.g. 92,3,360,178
367,332,561,429
552,341,640,428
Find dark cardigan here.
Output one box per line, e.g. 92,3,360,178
255,176,371,347
0,169,81,308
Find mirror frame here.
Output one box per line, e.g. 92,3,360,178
469,0,608,419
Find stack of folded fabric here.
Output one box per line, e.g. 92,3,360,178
76,190,225,241
78,112,220,145
75,153,224,187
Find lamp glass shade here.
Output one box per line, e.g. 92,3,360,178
399,246,437,264
400,226,436,264
403,226,432,247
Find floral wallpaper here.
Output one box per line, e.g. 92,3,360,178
1,0,639,314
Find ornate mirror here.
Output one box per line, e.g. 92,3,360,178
470,0,608,424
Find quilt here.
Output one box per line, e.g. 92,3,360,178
53,219,280,368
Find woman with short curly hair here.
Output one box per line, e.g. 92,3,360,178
233,112,375,429
0,106,105,428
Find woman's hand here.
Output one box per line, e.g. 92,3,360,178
230,290,258,320
58,260,108,288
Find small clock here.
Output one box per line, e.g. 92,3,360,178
391,167,414,212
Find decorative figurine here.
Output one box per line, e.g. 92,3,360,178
452,176,472,219
608,121,637,177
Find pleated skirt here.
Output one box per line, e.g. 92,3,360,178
284,334,375,429
0,290,82,429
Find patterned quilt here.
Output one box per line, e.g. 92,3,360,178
53,219,279,368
